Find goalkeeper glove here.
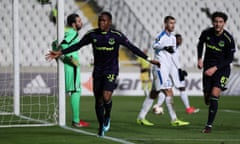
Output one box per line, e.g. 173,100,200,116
163,46,174,54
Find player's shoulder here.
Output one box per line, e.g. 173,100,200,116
85,28,99,35
201,27,214,34
64,27,77,34
223,30,234,42
156,31,166,38
109,29,123,37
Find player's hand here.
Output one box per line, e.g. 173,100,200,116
204,66,217,76
150,59,160,67
45,50,62,61
163,46,174,54
197,59,203,69
178,69,188,81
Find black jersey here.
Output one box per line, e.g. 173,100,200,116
197,27,235,70
62,28,148,75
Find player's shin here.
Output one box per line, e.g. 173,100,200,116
157,92,166,106
104,100,112,119
207,95,219,126
137,96,154,119
71,91,81,123
180,90,190,108
165,96,177,121
95,102,104,129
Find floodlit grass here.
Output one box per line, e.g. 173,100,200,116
1,96,240,144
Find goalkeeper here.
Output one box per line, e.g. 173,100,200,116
52,13,89,127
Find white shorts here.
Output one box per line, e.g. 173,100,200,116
170,66,186,88
152,55,174,91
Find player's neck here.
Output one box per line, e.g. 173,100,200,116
165,29,171,35
215,30,224,36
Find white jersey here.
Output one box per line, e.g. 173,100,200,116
151,31,184,90
152,31,177,70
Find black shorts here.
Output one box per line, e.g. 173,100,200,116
203,67,230,93
93,73,117,94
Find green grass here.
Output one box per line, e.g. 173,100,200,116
1,96,240,144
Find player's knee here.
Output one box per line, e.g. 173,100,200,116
163,89,173,96
211,87,221,97
103,91,113,102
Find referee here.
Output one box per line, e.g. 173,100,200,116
197,11,235,133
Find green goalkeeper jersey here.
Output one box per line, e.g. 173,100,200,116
52,27,81,92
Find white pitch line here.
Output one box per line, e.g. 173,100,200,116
61,126,134,144
222,109,240,114
127,138,240,142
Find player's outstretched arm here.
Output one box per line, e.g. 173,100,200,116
45,50,62,61
148,58,160,67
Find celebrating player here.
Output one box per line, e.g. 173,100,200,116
137,16,190,127
46,11,160,137
156,34,199,114
197,11,235,133
51,14,89,127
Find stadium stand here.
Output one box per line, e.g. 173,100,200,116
94,0,240,68
1,0,240,68
0,0,93,67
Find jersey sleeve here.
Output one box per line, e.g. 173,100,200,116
197,29,207,59
153,37,164,50
61,30,92,55
60,29,78,50
118,33,148,60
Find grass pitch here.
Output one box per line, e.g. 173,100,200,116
1,96,240,144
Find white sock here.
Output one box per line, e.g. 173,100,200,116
157,92,166,106
137,96,154,120
180,90,190,109
143,84,149,98
165,96,177,121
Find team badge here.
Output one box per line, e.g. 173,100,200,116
108,38,115,45
218,41,225,47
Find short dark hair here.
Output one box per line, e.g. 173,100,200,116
175,34,182,38
211,11,228,22
164,16,175,23
67,13,79,26
100,11,112,21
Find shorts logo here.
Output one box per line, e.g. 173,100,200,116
218,41,225,47
107,74,115,82
93,39,97,43
108,38,115,45
220,76,228,88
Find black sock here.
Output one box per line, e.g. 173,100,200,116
207,95,219,126
95,103,104,129
104,100,112,119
